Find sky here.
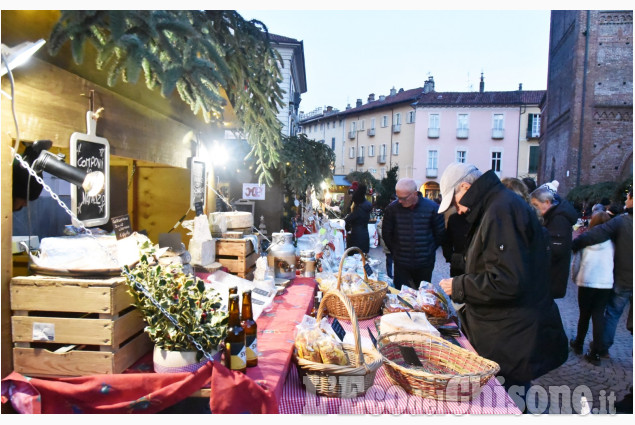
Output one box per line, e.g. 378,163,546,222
237,9,553,114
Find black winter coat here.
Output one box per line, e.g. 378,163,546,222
542,199,578,299
442,212,470,277
451,170,568,383
344,199,372,253
382,193,445,267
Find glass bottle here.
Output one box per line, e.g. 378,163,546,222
224,294,246,373
241,290,258,367
229,286,238,296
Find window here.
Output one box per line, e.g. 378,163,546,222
493,114,504,130
528,146,540,173
528,114,541,138
394,113,402,125
369,168,377,174
320,123,324,130
359,120,365,130
380,144,387,157
369,145,375,157
359,146,365,157
331,137,336,151
491,151,502,173
427,150,438,169
350,121,356,132
381,115,388,127
380,167,386,178
406,110,416,124
456,150,466,163
313,124,317,132
429,114,440,129
349,147,355,158
458,114,469,130
327,122,330,129
393,142,399,155
371,118,376,129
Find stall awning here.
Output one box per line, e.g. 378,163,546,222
332,175,351,187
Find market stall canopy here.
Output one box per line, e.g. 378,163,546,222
332,175,351,187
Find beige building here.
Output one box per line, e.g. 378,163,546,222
301,87,421,180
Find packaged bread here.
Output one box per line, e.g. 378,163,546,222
317,335,348,365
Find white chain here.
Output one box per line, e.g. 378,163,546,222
15,153,215,362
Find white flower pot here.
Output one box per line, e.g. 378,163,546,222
152,346,210,374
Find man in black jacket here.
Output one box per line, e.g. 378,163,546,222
437,163,568,404
382,178,445,290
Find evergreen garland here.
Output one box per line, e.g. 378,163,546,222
48,10,284,185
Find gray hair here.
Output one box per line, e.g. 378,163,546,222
395,178,417,193
530,185,559,205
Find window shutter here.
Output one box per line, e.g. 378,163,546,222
527,114,533,131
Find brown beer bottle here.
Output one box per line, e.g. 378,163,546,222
224,294,246,373
241,290,258,367
229,286,238,296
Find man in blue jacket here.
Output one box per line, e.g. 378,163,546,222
382,178,445,290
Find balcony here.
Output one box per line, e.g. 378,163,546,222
456,128,469,139
492,128,504,139
392,124,401,133
426,168,438,178
527,129,540,139
367,128,375,136
356,156,365,165
348,130,356,139
377,155,386,164
428,127,440,138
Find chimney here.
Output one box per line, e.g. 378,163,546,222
379,95,386,101
326,105,333,112
356,99,362,108
518,83,523,91
479,72,485,93
346,103,351,110
398,88,404,93
423,76,435,94
389,87,396,96
368,93,375,103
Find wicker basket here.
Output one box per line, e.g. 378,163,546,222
323,247,388,321
377,331,500,401
295,290,383,398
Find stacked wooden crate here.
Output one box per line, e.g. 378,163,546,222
10,275,151,377
215,238,258,280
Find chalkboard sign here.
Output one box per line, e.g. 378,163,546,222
111,214,132,240
190,157,206,210
70,111,110,227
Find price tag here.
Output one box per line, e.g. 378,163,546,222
111,214,132,240
367,329,378,348
194,201,204,216
331,318,346,342
399,346,423,367
364,263,374,276
253,288,270,297
252,298,265,305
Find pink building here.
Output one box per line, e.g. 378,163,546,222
412,77,544,199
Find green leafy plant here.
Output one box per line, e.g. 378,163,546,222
123,242,228,355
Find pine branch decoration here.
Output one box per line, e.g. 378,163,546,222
48,10,285,184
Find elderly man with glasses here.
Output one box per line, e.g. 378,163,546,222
381,178,445,290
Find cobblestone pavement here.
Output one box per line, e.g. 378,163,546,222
368,245,633,414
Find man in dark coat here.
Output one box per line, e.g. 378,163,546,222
382,178,445,290
438,163,568,399
530,181,579,299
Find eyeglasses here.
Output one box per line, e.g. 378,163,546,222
397,192,415,202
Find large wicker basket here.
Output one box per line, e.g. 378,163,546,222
377,330,500,401
323,247,388,321
295,290,383,398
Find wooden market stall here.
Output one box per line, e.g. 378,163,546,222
1,10,231,380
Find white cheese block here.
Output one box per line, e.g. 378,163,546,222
189,239,215,266
223,212,253,229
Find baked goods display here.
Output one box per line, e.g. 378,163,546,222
383,284,449,321
316,271,373,295
295,315,348,366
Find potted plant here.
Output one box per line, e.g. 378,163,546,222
124,241,228,373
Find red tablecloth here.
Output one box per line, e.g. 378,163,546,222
1,277,317,414
279,317,522,414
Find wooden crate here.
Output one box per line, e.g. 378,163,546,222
10,275,152,377
215,238,258,279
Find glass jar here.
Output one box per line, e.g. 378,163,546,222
268,231,296,279
299,249,316,278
